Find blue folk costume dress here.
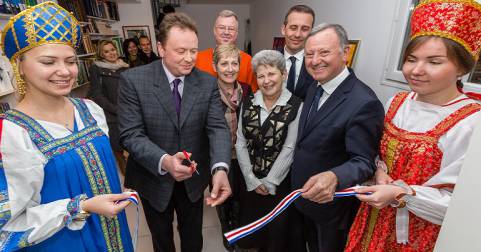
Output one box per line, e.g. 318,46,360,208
0,2,133,251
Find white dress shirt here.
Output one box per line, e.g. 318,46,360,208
316,66,350,110
284,48,304,89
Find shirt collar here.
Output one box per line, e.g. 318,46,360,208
284,47,304,62
318,66,349,95
162,60,186,84
253,87,293,109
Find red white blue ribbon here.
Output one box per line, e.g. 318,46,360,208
117,191,140,251
224,186,368,244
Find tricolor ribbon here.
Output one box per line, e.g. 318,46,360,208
224,186,369,244
117,191,140,251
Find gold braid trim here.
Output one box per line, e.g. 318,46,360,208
417,0,481,12
412,31,480,59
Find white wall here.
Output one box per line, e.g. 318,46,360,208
250,0,403,103
178,4,250,51
111,0,157,46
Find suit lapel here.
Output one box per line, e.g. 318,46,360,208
298,81,317,138
152,64,180,129
179,74,200,129
300,73,356,141
295,60,308,93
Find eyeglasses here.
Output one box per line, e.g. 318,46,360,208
216,26,237,33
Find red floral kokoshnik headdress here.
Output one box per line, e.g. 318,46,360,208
411,0,481,59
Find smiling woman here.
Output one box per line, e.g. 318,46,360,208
235,49,304,251
0,2,134,251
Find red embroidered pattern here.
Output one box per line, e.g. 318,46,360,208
345,92,481,252
411,0,481,57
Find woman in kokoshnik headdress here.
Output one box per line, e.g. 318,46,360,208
345,1,481,251
346,0,481,252
0,2,134,251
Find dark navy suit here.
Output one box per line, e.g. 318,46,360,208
291,69,384,251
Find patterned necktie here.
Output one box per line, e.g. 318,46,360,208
306,85,324,123
172,78,181,117
286,56,297,92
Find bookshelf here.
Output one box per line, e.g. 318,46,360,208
56,0,124,97
87,15,118,23
0,0,124,106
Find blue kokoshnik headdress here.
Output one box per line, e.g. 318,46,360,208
1,1,81,95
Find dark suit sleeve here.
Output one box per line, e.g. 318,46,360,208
205,79,232,171
118,73,167,176
88,65,117,115
330,99,385,189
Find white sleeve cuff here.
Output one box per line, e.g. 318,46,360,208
158,154,168,175
211,162,229,173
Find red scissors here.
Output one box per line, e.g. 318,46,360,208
183,150,199,175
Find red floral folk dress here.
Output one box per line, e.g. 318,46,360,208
345,92,481,252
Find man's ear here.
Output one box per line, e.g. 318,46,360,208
157,42,165,58
212,63,217,73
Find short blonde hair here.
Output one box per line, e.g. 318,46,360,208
213,44,240,66
96,40,116,60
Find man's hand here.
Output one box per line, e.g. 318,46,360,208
301,171,338,204
205,170,231,207
255,184,269,196
162,152,194,181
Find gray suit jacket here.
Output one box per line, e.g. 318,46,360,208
118,61,231,212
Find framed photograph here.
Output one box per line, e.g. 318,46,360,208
122,25,151,40
347,40,360,68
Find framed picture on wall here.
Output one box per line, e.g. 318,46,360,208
122,25,151,40
347,40,360,68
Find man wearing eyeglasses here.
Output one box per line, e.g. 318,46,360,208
195,10,257,92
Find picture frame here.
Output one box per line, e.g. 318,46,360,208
122,25,151,40
272,37,285,53
347,40,360,68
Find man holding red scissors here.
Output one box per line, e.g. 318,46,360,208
118,12,232,252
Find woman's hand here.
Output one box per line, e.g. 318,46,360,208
255,184,269,196
80,194,131,218
355,185,406,209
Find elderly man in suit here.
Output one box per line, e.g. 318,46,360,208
291,23,385,252
280,5,316,100
118,13,231,252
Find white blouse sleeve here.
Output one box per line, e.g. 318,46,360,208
83,99,109,136
404,111,480,225
0,120,87,247
263,104,303,194
235,107,262,191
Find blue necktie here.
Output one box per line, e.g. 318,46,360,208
172,78,181,117
307,85,324,122
286,56,297,92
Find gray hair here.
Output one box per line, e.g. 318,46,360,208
252,50,286,73
307,23,349,51
217,10,238,21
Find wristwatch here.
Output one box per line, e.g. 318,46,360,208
390,180,415,208
211,166,228,175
